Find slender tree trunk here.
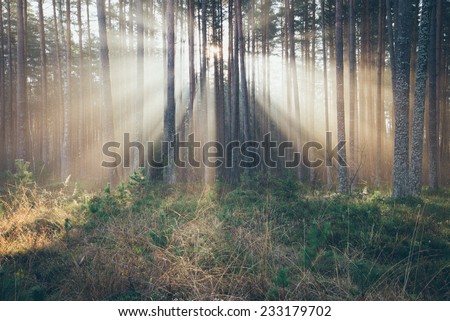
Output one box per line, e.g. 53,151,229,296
436,0,445,186
409,0,431,195
231,0,240,182
335,0,348,193
86,0,94,174
428,0,438,191
386,0,396,84
60,0,71,180
435,0,442,187
392,0,412,197
227,0,233,153
409,0,420,141
52,0,63,176
96,0,118,186
198,0,209,182
321,0,331,189
6,0,14,169
16,0,28,160
251,0,256,140
376,0,386,187
188,0,195,136
135,0,144,170
38,0,48,167
236,0,250,143
215,0,225,150
284,0,292,143
0,0,5,171
288,0,301,179
310,0,316,185
348,0,356,189
77,0,84,175
164,0,176,184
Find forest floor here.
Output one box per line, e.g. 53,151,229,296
0,169,449,301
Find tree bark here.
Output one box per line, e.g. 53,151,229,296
0,0,5,171
97,0,118,186
392,0,412,197
236,0,250,143
60,0,71,180
335,0,348,193
188,0,195,136
376,0,386,187
428,0,438,191
321,0,331,189
77,0,84,175
164,0,176,184
409,0,431,195
135,0,144,170
5,0,14,169
16,0,28,160
39,0,48,166
348,0,357,189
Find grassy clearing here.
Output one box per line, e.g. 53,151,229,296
0,168,448,300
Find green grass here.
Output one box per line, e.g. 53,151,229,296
0,172,448,300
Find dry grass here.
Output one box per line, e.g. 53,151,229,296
0,181,448,300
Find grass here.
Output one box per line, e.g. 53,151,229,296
0,169,448,300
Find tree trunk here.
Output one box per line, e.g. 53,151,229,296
392,0,412,197
60,0,71,180
52,0,63,176
77,0,84,175
409,0,431,195
86,0,94,175
200,0,208,182
96,0,118,186
164,0,176,184
321,0,331,189
376,0,386,187
188,0,195,136
310,0,316,185
288,0,301,179
5,0,14,169
427,0,438,191
335,0,348,193
215,0,225,149
236,0,250,143
135,0,144,170
0,0,5,171
348,0,356,189
16,0,28,160
38,0,48,167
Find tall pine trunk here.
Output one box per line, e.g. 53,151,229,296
135,0,144,170
16,0,28,161
236,0,250,143
38,0,48,166
392,0,412,197
348,0,356,189
427,0,438,191
335,0,348,193
0,0,5,171
376,0,386,187
409,0,431,195
96,0,118,186
321,0,331,189
60,0,71,180
164,0,176,184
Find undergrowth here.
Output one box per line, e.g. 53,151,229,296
0,168,448,300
